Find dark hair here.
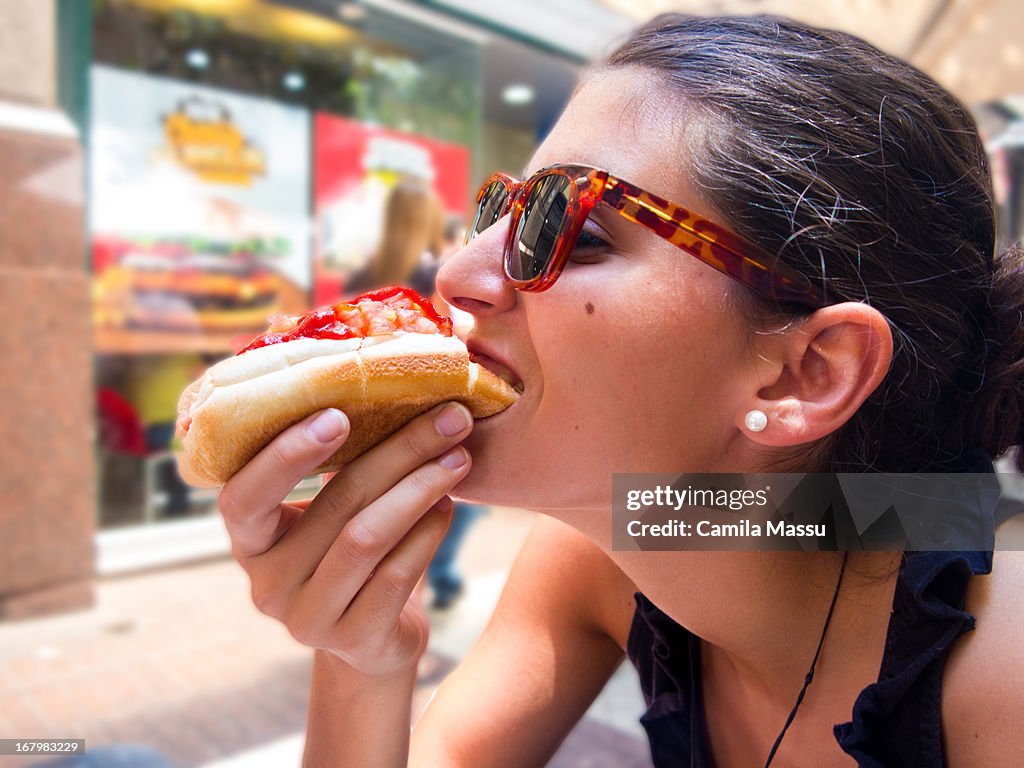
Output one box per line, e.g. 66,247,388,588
604,14,1024,472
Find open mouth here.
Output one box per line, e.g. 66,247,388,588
470,351,525,395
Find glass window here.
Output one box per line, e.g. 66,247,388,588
89,0,485,527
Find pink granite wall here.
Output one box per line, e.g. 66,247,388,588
0,121,95,619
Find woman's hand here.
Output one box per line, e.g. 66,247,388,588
217,402,473,678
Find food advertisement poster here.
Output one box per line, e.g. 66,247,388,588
314,113,470,305
90,65,311,353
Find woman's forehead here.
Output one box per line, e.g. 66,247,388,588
525,70,707,208
527,74,663,167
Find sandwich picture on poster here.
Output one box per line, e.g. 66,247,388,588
90,66,312,351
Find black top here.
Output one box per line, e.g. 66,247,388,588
626,452,1003,767
627,550,991,767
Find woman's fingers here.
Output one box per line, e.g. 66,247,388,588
328,500,454,670
271,402,473,569
305,426,472,603
219,409,350,558
219,400,474,674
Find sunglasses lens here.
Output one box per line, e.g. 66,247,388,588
508,174,572,283
467,180,510,243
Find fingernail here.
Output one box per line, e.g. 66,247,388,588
439,447,468,470
435,404,471,437
308,409,347,443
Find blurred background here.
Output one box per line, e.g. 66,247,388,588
0,0,1022,765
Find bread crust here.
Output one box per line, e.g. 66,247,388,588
177,334,518,486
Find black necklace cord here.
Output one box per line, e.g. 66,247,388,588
763,551,850,768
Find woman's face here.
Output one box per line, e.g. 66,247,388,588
437,69,759,513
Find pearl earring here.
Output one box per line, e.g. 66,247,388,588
744,409,768,432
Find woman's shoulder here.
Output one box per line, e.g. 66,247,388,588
941,548,1024,766
503,514,638,649
411,516,636,764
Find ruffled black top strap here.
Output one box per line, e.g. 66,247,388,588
627,591,708,767
833,549,991,766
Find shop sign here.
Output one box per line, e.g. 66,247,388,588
162,96,267,186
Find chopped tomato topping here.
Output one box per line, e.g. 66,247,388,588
237,286,452,355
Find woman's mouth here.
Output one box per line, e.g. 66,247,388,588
470,351,525,395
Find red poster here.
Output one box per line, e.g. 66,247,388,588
314,114,470,305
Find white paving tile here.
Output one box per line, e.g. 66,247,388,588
199,733,305,768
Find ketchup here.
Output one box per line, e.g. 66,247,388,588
237,286,452,355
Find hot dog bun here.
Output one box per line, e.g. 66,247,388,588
176,332,518,487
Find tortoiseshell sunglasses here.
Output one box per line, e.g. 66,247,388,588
466,163,825,306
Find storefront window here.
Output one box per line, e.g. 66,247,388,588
89,0,488,528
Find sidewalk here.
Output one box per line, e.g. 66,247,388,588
0,507,650,767
7,475,1022,767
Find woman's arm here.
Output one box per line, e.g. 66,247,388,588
215,404,475,767
217,402,635,767
942,549,1024,767
302,515,631,768
304,651,419,768
409,514,636,767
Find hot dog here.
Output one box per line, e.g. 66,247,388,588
176,286,519,487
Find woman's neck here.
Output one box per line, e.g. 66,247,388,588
611,548,901,707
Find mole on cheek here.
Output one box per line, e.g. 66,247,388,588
585,302,595,315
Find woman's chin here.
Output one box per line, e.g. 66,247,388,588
452,458,601,515
450,458,516,506
457,428,507,492
451,443,544,508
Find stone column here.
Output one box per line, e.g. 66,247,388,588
0,0,95,619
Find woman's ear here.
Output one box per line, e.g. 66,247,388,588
739,303,893,447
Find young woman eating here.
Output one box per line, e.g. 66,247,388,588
216,14,1024,767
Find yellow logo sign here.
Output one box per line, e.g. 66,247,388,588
163,97,266,185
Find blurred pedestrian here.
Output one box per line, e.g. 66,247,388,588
426,502,485,610
345,176,444,299
125,353,202,517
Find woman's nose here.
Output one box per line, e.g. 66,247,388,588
436,216,517,316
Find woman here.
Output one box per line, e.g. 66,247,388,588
218,15,1024,767
346,176,445,298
